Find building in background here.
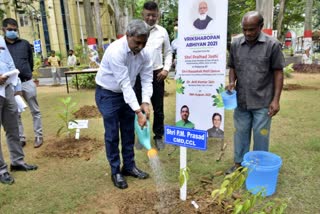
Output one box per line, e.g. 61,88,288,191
0,0,116,60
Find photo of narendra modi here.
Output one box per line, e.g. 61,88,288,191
193,1,214,30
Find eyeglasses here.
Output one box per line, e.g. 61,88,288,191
6,28,18,32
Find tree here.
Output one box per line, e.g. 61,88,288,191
303,0,313,50
94,0,103,50
276,0,286,40
304,0,313,33
110,0,135,37
84,0,94,38
228,0,255,44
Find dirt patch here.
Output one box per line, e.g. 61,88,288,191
118,189,225,214
74,105,101,118
283,84,320,91
75,173,231,214
77,187,225,214
40,136,103,160
293,64,320,73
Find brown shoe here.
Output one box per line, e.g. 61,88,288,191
34,136,43,148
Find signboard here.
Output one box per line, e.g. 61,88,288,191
68,120,89,129
33,39,41,53
176,0,228,139
176,0,228,201
165,125,207,151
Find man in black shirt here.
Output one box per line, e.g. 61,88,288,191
3,18,43,148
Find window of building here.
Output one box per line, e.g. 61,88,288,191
18,13,30,27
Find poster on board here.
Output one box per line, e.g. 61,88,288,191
176,0,228,140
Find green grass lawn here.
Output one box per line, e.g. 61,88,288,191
0,73,319,213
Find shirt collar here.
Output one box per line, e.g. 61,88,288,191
150,24,159,32
5,37,21,44
240,32,267,45
123,36,132,54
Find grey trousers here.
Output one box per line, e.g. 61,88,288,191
0,86,25,174
51,67,61,84
18,80,43,139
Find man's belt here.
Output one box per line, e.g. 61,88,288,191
21,78,31,82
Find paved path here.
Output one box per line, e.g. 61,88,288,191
38,77,66,86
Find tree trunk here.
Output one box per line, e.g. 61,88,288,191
256,0,274,36
276,0,286,41
63,0,74,50
83,0,94,38
110,0,132,37
94,0,103,50
304,0,313,50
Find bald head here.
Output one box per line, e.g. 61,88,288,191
242,11,264,27
241,11,264,44
199,1,208,15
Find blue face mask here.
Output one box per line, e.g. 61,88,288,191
6,30,18,39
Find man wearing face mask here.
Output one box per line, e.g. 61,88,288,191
134,1,172,151
3,18,44,148
193,1,213,30
0,35,38,185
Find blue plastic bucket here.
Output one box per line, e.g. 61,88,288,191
221,90,237,110
242,151,282,196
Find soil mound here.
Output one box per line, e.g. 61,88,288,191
74,105,100,118
293,64,320,73
40,136,102,160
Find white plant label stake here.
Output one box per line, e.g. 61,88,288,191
68,120,89,140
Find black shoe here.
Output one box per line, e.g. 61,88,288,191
111,173,128,189
10,163,38,171
121,166,149,179
20,140,26,147
225,164,241,175
0,172,14,185
154,138,165,150
34,136,43,148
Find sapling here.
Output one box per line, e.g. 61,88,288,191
57,97,78,139
211,167,287,214
179,167,190,188
284,63,294,78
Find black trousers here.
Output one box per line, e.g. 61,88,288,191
134,69,164,139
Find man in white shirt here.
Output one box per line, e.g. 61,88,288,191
67,49,77,67
135,1,172,150
95,20,153,189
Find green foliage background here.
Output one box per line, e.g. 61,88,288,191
70,74,96,89
131,0,320,42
